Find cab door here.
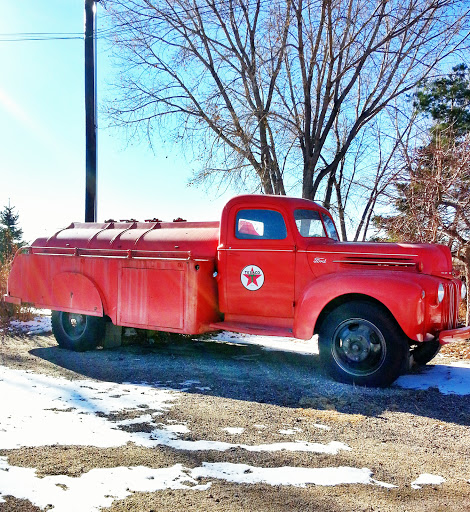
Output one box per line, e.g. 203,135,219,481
221,207,296,320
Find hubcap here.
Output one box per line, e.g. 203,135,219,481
332,318,386,377
62,313,86,340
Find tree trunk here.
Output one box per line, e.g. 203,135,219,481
465,249,470,327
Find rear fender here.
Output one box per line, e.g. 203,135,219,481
52,272,104,317
294,272,425,341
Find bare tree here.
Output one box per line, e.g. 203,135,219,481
282,0,469,202
105,0,294,194
104,0,469,207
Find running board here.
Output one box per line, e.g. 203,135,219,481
209,321,293,338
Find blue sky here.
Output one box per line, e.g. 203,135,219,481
0,1,234,243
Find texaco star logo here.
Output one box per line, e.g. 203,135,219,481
241,265,265,291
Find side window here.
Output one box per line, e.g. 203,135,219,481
322,214,340,241
294,209,326,237
236,209,287,240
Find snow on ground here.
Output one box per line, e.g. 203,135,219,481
0,365,399,510
8,309,51,335
10,311,470,397
411,473,446,490
0,366,350,454
0,457,397,512
213,331,319,354
395,361,470,395
2,315,469,510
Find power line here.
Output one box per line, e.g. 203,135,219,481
0,29,113,42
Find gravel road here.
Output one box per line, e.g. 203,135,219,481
0,328,469,512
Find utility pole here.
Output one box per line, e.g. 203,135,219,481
84,0,97,222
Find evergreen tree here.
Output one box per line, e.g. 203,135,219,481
0,203,24,263
414,63,470,138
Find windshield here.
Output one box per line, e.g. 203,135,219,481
294,209,339,240
294,210,325,237
321,214,339,241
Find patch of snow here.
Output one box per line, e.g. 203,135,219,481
222,427,245,435
0,366,350,455
279,428,302,435
0,367,176,449
313,424,331,431
395,362,470,395
9,311,51,335
212,332,319,355
0,457,209,512
163,424,190,434
0,457,397,511
114,415,154,426
192,462,396,488
179,380,201,386
411,473,446,489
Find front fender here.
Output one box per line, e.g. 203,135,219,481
293,271,426,341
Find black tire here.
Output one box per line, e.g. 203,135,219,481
318,301,409,387
411,339,440,365
51,311,105,351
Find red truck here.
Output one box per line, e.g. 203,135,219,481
5,195,469,386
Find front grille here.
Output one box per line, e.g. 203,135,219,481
444,281,460,329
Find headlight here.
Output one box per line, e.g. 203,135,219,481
462,282,467,300
438,283,445,303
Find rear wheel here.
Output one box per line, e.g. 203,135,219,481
51,311,105,351
318,301,408,387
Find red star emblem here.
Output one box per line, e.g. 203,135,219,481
243,267,261,286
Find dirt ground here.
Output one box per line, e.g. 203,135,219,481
0,329,469,512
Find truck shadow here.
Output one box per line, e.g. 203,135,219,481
29,333,470,427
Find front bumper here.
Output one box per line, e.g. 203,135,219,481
439,325,470,345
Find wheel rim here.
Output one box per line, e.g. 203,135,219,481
61,313,87,340
331,318,386,377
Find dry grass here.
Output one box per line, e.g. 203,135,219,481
440,340,470,360
0,253,16,328
0,249,33,330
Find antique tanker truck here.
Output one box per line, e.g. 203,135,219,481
5,195,469,386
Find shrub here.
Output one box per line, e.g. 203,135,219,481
0,247,18,328
0,246,33,330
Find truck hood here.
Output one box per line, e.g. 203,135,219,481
307,241,454,278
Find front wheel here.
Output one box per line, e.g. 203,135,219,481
411,339,440,365
51,311,105,351
318,301,408,387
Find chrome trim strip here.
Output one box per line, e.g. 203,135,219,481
331,260,416,266
218,248,295,253
298,250,419,257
